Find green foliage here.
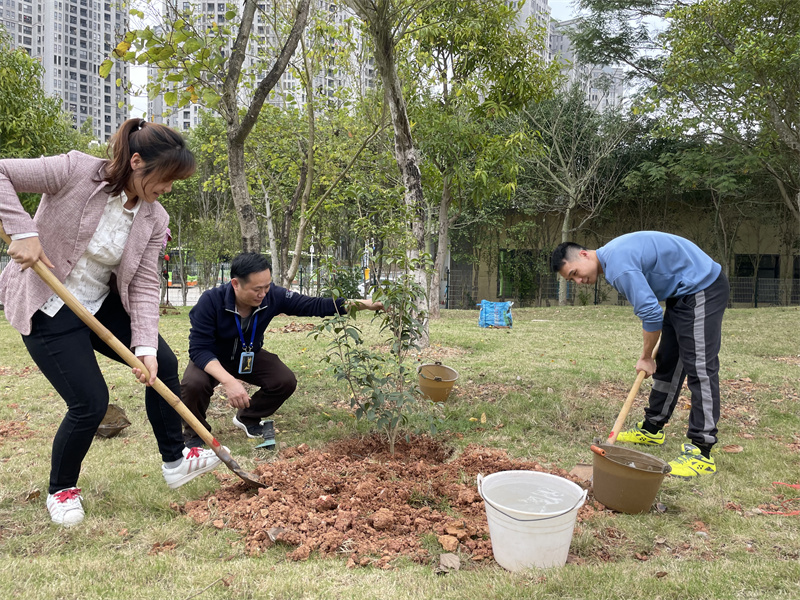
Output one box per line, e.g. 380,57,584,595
312,273,433,455
0,33,81,161
320,265,364,299
659,0,800,151
575,0,800,225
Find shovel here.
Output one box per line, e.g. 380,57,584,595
0,222,264,489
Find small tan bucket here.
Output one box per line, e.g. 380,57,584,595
591,444,670,514
417,362,459,402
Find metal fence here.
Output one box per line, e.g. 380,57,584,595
2,252,798,310
443,265,800,309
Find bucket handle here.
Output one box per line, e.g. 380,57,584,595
477,473,588,523
419,361,445,382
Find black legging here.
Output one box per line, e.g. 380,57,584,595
22,293,184,494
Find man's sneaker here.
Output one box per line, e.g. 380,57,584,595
668,443,716,479
162,447,222,489
46,487,84,527
233,415,266,439
255,420,276,449
616,421,665,446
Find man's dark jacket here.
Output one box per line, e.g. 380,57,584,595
188,282,345,370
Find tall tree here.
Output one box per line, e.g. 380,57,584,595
105,0,311,252
0,33,82,161
658,0,800,226
514,87,636,303
573,0,800,232
409,0,559,316
343,0,437,345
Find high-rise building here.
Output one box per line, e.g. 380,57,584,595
511,0,551,32
0,0,130,141
549,18,627,112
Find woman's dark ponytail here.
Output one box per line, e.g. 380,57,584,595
104,119,196,195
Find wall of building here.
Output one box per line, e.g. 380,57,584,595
469,208,800,308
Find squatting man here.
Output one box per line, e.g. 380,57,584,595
180,252,383,447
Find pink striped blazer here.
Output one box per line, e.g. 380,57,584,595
0,151,169,349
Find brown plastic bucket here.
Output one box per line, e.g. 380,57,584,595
591,444,670,514
417,362,459,402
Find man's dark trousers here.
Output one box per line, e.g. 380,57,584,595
644,272,729,447
180,350,297,445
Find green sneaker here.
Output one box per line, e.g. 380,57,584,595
615,421,665,446
668,444,716,479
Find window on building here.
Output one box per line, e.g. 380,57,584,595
497,249,550,302
734,254,780,278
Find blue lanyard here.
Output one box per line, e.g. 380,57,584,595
234,312,258,352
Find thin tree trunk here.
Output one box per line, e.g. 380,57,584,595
263,185,279,274
430,176,455,318
369,16,429,346
221,0,311,253
558,200,574,305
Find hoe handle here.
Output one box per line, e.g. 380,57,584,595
607,340,661,445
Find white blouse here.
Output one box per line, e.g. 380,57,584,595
32,194,156,356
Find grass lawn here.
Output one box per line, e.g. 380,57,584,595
1,304,799,599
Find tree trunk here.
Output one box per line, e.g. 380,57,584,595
368,16,429,346
221,0,311,253
279,163,306,286
286,36,317,288
227,138,260,252
558,200,574,306
430,176,455,318
263,185,279,276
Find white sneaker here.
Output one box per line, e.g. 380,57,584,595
46,487,84,527
162,446,223,489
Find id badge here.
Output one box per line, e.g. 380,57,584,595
238,352,255,374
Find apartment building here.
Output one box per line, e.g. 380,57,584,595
0,0,130,141
549,18,627,112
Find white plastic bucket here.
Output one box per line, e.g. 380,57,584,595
477,470,587,571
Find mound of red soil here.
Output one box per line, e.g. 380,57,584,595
178,435,601,569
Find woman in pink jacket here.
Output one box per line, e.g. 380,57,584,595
0,119,220,527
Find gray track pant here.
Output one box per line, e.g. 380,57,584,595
645,272,729,446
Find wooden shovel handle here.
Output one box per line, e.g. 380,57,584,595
607,340,661,445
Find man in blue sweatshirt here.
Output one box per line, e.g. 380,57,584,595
181,252,382,447
551,231,729,479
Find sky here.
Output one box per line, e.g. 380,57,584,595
549,0,577,21
129,0,579,119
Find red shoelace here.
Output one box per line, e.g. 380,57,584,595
185,447,202,459
53,488,81,502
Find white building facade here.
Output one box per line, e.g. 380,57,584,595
549,18,628,112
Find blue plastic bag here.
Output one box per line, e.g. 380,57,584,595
478,300,513,328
